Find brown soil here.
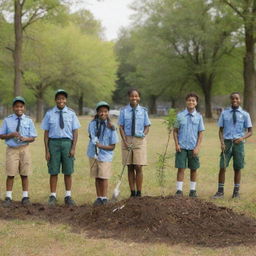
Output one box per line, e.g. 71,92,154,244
1,196,256,247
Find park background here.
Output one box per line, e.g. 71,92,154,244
1,0,256,255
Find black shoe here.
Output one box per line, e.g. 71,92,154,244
102,198,109,205
130,190,136,197
3,197,12,207
212,191,224,199
93,198,103,206
175,190,183,196
48,195,57,206
21,197,30,205
136,191,142,197
189,190,198,198
64,196,76,206
232,191,240,199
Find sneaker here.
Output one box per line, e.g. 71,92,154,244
175,190,183,196
136,191,142,197
48,195,57,206
212,191,224,199
64,196,76,206
3,197,12,207
21,197,30,205
189,190,198,198
232,191,240,199
93,198,103,206
102,198,109,205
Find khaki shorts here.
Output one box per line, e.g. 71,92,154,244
6,145,32,176
89,158,112,179
121,136,147,166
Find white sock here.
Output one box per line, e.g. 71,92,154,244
176,181,183,191
22,191,28,198
190,181,197,190
6,191,12,199
101,197,107,200
65,191,71,197
50,192,57,198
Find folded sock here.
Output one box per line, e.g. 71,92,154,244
218,183,224,193
6,191,12,199
50,192,57,198
22,191,28,198
190,182,196,191
176,181,183,191
65,191,71,197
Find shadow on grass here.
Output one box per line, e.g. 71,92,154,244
1,196,256,248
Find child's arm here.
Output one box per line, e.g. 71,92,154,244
193,131,203,156
44,131,50,161
233,127,253,143
0,132,20,140
70,129,78,157
143,125,150,135
219,127,225,151
119,125,129,148
96,143,115,150
173,128,181,152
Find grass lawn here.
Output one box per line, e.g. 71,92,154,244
0,116,256,256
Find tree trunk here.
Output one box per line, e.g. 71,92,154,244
13,0,23,96
243,26,256,123
148,95,157,115
36,97,44,123
78,93,83,116
203,89,212,118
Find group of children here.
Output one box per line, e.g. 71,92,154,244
0,89,252,207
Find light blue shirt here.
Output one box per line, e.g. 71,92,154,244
174,109,205,150
118,104,151,137
218,106,252,140
0,114,37,147
87,119,119,162
41,106,81,140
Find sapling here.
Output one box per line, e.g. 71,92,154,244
156,109,176,193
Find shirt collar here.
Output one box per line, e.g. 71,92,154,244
229,106,242,112
184,108,196,116
127,104,140,111
14,113,25,119
54,106,68,113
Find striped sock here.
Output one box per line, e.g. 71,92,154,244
218,183,224,193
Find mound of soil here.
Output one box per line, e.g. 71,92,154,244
1,196,256,247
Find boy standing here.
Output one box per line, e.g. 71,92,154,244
173,93,205,197
0,96,37,206
213,92,252,199
41,90,80,206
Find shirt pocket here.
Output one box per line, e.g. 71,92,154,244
20,122,30,136
236,119,244,133
64,116,73,129
192,117,200,130
49,117,57,129
124,111,132,129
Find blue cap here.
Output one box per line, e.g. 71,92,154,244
13,96,25,105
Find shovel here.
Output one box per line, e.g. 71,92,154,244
111,144,133,201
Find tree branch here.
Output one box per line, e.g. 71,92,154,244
222,0,245,19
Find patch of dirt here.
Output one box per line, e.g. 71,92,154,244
1,196,256,247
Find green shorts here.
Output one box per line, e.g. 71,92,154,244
175,149,200,170
47,138,74,175
220,140,244,170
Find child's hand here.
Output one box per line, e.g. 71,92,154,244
96,142,103,149
193,147,199,156
221,143,226,152
9,132,20,138
45,151,50,161
69,148,76,157
175,144,181,152
233,137,244,144
18,136,27,142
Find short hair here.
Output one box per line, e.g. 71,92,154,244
185,93,199,102
230,92,240,98
127,88,141,97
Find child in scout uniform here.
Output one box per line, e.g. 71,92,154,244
87,101,118,206
41,89,81,206
213,92,252,199
0,96,37,206
173,93,205,197
118,88,151,197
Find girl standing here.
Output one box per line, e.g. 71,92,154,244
87,101,118,206
118,89,151,197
